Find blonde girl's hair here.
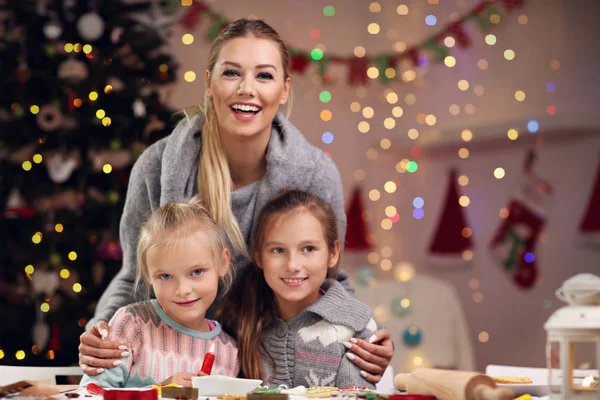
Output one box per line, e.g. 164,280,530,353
134,196,233,299
181,18,293,260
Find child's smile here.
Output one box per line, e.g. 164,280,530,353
146,231,226,331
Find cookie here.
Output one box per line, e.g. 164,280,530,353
492,376,533,384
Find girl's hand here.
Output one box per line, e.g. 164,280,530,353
162,372,196,387
347,329,394,384
78,321,129,376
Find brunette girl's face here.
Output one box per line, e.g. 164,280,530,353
206,36,290,142
256,210,340,321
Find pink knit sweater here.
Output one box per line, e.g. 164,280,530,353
80,300,239,388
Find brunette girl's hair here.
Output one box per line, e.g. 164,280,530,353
218,189,339,379
182,19,293,260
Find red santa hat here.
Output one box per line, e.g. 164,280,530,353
578,159,600,249
428,169,474,265
345,186,373,252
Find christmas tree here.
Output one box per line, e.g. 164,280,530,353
0,0,180,366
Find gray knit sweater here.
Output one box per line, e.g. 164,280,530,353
262,280,376,390
90,112,350,327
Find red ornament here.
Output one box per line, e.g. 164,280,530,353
67,92,76,113
291,54,310,74
348,57,368,85
448,22,471,48
407,48,419,67
501,0,525,11
48,321,61,351
345,186,372,251
181,1,208,30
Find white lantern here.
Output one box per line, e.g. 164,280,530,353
544,273,600,399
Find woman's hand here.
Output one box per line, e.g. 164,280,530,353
78,321,129,376
161,372,197,387
347,329,394,384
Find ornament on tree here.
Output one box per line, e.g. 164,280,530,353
33,316,50,350
47,152,79,183
345,186,373,251
133,98,147,117
96,237,123,261
489,150,553,289
57,58,89,82
428,169,473,265
36,104,64,132
31,269,60,297
43,21,63,40
14,60,31,84
107,76,125,92
89,149,132,172
2,187,35,218
77,12,105,41
577,158,600,248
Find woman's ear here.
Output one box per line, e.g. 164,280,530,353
219,248,230,277
279,76,291,105
205,70,212,98
328,240,341,269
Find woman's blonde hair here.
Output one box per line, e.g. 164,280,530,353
182,18,293,259
135,196,233,298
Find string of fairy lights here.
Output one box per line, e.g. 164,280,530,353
307,1,558,370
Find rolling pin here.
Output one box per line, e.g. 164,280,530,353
394,368,515,400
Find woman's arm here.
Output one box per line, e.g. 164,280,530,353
312,155,394,383
336,320,377,390
80,150,156,375
80,307,140,388
90,154,154,325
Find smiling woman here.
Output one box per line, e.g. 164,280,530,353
78,18,394,385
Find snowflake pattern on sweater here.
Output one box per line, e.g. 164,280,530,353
261,280,377,390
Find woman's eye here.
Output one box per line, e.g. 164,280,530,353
257,72,274,80
159,273,172,280
271,247,284,254
303,246,316,253
192,269,204,276
223,69,240,77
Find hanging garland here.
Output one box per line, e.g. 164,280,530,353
180,0,525,85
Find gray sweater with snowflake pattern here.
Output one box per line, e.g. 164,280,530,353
261,280,376,390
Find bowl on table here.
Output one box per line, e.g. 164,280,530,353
191,375,262,396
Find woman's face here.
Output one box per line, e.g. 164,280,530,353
206,36,290,142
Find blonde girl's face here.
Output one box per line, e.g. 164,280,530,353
146,231,229,331
205,36,290,142
256,211,340,321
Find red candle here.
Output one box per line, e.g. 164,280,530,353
200,343,216,375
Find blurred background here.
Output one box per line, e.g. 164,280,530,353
1,0,599,376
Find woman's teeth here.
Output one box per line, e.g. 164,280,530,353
231,104,260,113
